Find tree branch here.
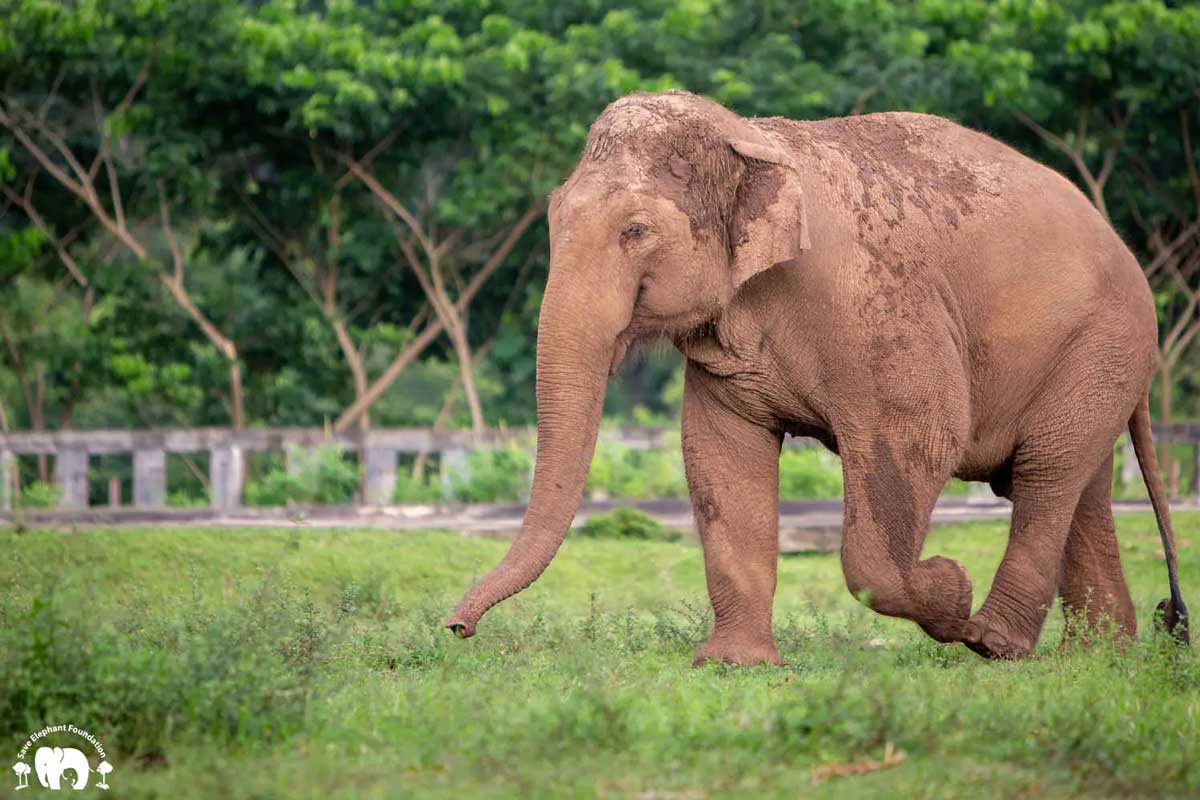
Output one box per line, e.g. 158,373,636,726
91,80,126,231
157,182,237,361
333,200,542,431
0,182,89,287
1181,109,1200,216
341,155,438,258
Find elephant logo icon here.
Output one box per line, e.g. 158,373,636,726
34,747,90,790
12,724,113,792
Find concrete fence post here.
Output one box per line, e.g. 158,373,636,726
54,446,89,509
1194,442,1200,506
440,447,469,495
133,448,167,508
0,449,14,511
285,442,308,477
210,445,244,511
363,447,397,505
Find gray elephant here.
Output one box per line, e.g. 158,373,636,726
35,746,90,790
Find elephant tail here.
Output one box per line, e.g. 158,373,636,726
1128,395,1189,644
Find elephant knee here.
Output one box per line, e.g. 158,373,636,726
842,558,907,615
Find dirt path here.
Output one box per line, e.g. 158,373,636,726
4,498,1185,553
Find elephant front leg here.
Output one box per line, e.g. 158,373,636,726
839,434,972,642
682,372,783,666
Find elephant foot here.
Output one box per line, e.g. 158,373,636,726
693,632,782,667
961,611,1036,660
913,556,974,643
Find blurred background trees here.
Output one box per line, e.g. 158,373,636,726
1,0,1197,446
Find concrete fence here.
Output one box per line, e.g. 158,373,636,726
0,426,676,511
2,424,1199,512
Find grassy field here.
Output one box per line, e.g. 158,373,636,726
1,514,1199,799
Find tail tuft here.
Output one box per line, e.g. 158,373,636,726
1155,597,1190,646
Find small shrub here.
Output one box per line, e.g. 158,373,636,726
778,448,843,499
393,471,446,504
941,478,971,497
17,481,62,508
167,488,209,508
586,436,688,500
0,580,319,753
578,507,680,541
244,444,359,506
243,469,290,506
448,442,532,503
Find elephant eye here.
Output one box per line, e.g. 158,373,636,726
621,222,649,244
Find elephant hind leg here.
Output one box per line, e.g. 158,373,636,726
963,344,1136,660
839,434,972,643
1059,453,1137,644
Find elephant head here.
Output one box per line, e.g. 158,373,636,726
34,746,90,790
446,90,810,635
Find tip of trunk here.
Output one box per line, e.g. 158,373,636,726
444,616,477,638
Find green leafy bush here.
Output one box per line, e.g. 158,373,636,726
0,580,321,752
587,435,688,500
941,478,971,497
244,445,359,506
448,442,533,503
393,471,446,504
578,507,680,541
778,448,843,499
17,481,62,508
167,488,210,508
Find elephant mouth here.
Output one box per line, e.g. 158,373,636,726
609,328,637,375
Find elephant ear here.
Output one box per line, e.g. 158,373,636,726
726,136,811,289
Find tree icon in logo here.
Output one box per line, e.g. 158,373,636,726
96,760,113,790
11,761,31,791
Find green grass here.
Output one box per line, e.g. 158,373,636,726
1,514,1198,799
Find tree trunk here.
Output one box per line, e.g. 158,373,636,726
33,363,47,482
229,360,245,431
445,316,485,436
413,378,461,481
331,318,369,434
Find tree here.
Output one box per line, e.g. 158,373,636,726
0,0,253,427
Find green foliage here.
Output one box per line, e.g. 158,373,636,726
778,448,844,500
244,445,359,506
0,0,1198,453
578,506,681,542
0,515,1198,796
941,478,972,497
587,435,688,500
0,579,322,753
392,470,446,504
167,488,210,508
447,442,533,503
16,481,61,509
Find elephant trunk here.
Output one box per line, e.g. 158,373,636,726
446,261,632,637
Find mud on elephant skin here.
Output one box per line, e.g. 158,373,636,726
446,90,1189,664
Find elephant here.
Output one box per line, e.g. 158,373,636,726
447,90,1188,665
35,746,90,790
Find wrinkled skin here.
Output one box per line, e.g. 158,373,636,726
447,90,1188,665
